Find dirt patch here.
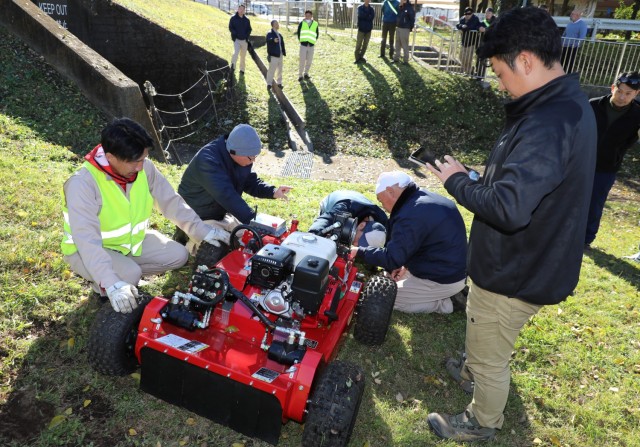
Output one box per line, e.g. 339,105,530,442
0,389,56,444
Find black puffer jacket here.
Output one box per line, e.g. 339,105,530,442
590,94,640,173
444,73,596,305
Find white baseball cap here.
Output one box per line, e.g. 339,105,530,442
375,171,412,194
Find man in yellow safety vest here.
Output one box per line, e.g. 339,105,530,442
61,118,229,313
296,10,319,81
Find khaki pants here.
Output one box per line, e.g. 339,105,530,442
393,270,466,314
299,44,315,77
355,31,371,61
266,55,283,85
65,230,189,293
394,28,410,63
464,282,542,428
460,45,475,75
231,39,248,71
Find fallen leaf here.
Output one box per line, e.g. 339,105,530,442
232,443,245,447
64,407,73,415
395,392,404,403
129,428,137,436
67,337,75,349
533,438,543,444
371,371,380,378
374,378,382,385
186,417,196,426
48,414,66,429
131,373,141,382
609,387,619,392
83,399,91,408
550,435,561,446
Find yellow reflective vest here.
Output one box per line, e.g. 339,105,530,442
61,161,153,257
299,20,319,44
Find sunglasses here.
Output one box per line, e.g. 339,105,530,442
465,12,472,15
618,76,640,85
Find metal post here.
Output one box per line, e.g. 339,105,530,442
351,3,356,39
614,41,628,81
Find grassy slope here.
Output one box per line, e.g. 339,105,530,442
1,3,640,447
114,0,504,163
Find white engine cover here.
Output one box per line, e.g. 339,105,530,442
281,232,337,268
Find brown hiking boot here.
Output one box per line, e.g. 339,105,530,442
427,410,496,442
445,354,474,394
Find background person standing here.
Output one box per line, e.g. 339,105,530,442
297,10,319,81
380,0,399,59
561,9,588,73
266,20,286,90
355,0,375,64
229,5,252,75
585,71,640,248
456,7,481,75
393,0,415,65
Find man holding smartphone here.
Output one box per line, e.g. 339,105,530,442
425,7,596,441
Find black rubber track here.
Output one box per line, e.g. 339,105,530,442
353,275,397,346
302,360,365,447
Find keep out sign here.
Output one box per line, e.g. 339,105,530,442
36,1,69,29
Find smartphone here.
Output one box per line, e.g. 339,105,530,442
409,147,440,170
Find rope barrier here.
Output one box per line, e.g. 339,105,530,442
144,64,234,166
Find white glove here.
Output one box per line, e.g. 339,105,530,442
106,281,139,313
204,227,231,247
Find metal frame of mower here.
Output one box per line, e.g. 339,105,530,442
88,214,397,446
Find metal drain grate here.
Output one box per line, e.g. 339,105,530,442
280,151,314,178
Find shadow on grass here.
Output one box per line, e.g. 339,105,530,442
300,79,338,158
583,246,640,290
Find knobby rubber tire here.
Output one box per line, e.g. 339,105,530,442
86,297,149,376
193,241,230,271
353,275,397,346
302,360,365,447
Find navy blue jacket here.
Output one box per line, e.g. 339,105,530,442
590,94,640,173
229,13,252,41
397,3,415,29
308,190,388,234
357,4,376,33
266,29,286,57
382,0,400,23
456,14,480,46
178,136,275,223
444,74,596,305
357,184,467,285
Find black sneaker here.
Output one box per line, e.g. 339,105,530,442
445,354,474,394
361,57,367,63
267,85,272,91
239,70,245,75
298,76,304,82
304,74,310,79
427,410,496,442
278,84,284,89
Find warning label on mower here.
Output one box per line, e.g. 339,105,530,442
349,281,362,294
252,367,280,383
156,334,208,353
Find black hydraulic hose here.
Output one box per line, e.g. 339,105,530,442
229,286,276,330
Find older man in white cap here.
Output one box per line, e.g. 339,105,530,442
178,124,292,253
351,171,468,313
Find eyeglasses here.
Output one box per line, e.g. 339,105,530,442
464,12,472,15
618,76,640,86
246,155,257,161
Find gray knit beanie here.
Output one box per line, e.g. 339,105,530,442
226,124,262,156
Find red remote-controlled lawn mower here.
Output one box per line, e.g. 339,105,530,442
87,212,397,446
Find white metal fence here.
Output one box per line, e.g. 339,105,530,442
196,0,640,88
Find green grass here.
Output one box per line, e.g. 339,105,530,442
1,3,640,447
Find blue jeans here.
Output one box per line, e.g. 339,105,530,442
585,172,617,245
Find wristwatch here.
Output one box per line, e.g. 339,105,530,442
468,170,480,181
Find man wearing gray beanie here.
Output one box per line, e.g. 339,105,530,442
178,124,291,253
